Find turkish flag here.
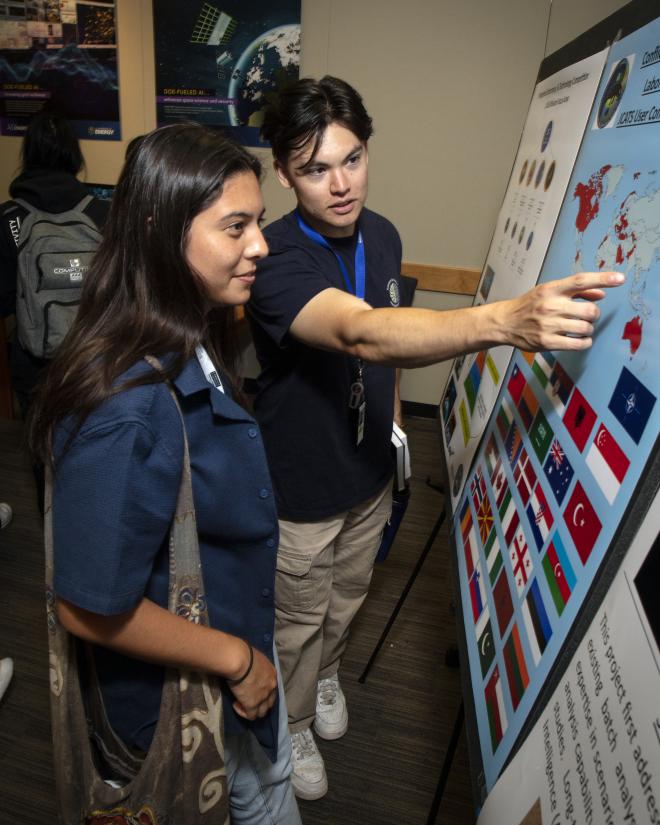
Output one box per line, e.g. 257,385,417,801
563,481,602,564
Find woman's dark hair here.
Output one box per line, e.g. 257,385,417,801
261,75,373,167
29,122,262,464
21,110,84,175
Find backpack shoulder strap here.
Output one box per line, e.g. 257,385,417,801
12,197,34,214
75,195,94,213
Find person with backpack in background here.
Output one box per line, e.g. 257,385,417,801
0,110,109,512
0,109,110,419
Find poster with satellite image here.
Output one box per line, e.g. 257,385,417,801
453,11,660,793
153,0,301,147
0,0,119,140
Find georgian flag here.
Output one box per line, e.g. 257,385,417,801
509,527,532,596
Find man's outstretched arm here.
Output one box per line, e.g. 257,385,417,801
288,271,625,367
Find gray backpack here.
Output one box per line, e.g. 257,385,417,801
14,195,102,358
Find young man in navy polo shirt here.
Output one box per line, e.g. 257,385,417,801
247,76,623,799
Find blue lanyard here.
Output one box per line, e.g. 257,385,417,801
296,210,365,300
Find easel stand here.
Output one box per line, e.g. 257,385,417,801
358,486,446,684
358,478,465,824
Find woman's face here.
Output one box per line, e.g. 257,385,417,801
185,170,268,307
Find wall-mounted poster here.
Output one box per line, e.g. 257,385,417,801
0,0,120,140
441,48,609,512
454,10,660,793
152,0,301,147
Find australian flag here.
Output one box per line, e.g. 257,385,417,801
543,438,574,505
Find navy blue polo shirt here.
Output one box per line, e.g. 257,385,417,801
247,208,403,521
52,357,280,760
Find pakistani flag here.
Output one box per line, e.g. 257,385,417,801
476,607,495,678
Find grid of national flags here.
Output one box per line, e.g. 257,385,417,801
457,349,656,757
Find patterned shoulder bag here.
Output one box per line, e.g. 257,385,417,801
44,362,230,824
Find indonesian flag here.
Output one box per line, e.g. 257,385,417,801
585,423,630,505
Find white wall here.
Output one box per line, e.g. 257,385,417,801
0,0,631,404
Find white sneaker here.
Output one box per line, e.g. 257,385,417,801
0,658,13,701
313,674,348,740
0,503,12,530
289,728,328,800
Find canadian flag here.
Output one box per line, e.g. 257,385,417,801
585,423,630,505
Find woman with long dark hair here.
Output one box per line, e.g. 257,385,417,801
29,123,301,824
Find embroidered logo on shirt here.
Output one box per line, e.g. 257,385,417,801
387,278,400,307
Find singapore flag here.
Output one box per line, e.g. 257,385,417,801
585,423,630,505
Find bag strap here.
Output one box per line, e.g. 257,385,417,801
144,356,211,618
44,360,228,823
12,197,33,215
14,194,95,218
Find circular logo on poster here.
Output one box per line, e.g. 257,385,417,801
541,120,553,152
597,58,629,128
387,278,401,306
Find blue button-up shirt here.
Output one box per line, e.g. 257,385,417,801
52,356,280,759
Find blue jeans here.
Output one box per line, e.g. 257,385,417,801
225,654,302,824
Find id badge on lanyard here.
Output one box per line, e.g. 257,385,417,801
296,210,367,445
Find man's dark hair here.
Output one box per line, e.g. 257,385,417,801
261,75,373,167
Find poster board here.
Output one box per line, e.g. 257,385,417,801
0,0,120,140
449,0,660,802
152,0,301,147
441,47,608,511
474,484,659,825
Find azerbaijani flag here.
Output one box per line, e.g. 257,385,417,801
542,533,576,616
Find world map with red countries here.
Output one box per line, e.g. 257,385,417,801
572,164,660,356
